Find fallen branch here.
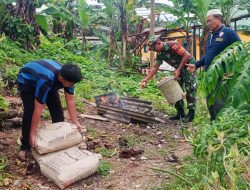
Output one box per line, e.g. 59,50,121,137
80,114,108,121
0,109,20,120
2,117,22,128
82,98,96,107
149,167,192,186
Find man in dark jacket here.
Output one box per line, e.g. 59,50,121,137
186,9,241,120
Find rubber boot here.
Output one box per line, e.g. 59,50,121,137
169,107,185,120
184,109,195,122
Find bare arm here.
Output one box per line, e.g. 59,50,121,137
174,51,192,79
140,64,160,88
65,92,87,132
178,51,191,71
65,92,80,125
30,99,44,147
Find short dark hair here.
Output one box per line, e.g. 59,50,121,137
60,64,82,83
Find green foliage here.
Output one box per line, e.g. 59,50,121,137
191,0,211,27
95,147,117,158
77,0,90,28
192,108,249,188
0,36,172,112
0,157,7,171
35,14,49,32
64,38,83,54
4,16,36,47
97,161,112,176
121,133,141,147
192,107,249,156
162,108,249,190
0,155,11,187
0,96,8,110
203,41,250,111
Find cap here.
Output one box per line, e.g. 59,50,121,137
207,9,223,17
148,35,161,50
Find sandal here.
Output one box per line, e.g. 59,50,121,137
18,150,31,161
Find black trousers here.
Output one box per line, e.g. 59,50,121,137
20,89,64,150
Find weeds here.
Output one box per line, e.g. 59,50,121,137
95,147,117,158
97,161,112,176
157,108,250,189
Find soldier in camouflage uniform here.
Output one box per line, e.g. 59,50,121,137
140,36,197,122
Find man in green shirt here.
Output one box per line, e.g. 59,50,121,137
141,36,197,122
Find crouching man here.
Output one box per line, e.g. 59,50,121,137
17,59,85,160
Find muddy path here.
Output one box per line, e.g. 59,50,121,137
0,97,192,190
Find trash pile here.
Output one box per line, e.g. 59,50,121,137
95,93,166,124
32,122,102,189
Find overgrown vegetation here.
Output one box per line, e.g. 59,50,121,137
204,41,250,112
155,108,250,190
0,37,169,112
0,19,249,189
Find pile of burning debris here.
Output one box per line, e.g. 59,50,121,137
94,93,166,124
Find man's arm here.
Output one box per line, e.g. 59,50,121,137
175,51,192,79
65,92,79,125
30,99,44,147
65,91,86,131
140,64,160,88
195,55,205,69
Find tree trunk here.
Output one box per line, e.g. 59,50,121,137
109,30,123,68
13,0,40,49
185,30,192,53
119,1,128,72
200,25,210,57
150,0,155,71
82,29,87,51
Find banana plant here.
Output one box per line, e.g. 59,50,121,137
190,0,211,55
0,0,15,34
159,0,195,52
203,41,250,111
211,0,238,27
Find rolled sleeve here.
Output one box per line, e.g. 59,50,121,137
64,86,74,95
169,43,186,56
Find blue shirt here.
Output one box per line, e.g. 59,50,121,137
195,25,240,70
17,59,74,104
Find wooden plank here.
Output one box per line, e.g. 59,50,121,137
80,114,108,121
97,106,156,123
82,98,96,107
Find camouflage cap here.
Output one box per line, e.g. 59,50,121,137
148,35,161,50
148,35,161,44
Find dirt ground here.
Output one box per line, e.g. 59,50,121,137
0,97,192,190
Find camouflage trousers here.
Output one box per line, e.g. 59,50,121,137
173,60,197,111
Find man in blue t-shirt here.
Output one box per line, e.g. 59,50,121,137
186,9,241,120
17,59,85,160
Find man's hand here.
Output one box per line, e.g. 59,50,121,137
174,69,181,80
140,78,148,89
29,132,36,148
186,64,196,73
75,123,87,134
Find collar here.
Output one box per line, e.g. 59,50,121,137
162,42,170,51
212,25,225,34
